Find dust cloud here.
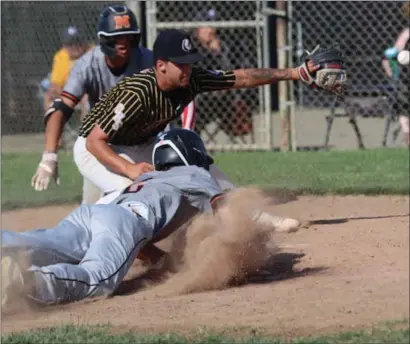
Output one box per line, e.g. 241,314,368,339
150,187,294,295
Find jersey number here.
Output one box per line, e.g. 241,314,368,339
112,103,125,131
123,182,145,194
122,176,153,194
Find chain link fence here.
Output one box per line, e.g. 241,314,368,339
2,0,272,151
1,1,123,136
146,0,272,150
290,1,409,149
2,1,408,150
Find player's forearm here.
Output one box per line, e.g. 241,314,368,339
395,29,410,51
85,138,133,177
381,59,393,77
232,68,299,89
43,95,77,152
44,111,65,152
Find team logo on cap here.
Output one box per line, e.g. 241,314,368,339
181,38,192,52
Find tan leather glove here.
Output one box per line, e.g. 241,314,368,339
31,152,59,191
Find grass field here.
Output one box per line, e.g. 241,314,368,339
1,148,409,343
2,321,409,344
1,148,409,210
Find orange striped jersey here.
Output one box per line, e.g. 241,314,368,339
78,67,236,145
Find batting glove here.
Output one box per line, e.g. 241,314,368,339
31,152,60,191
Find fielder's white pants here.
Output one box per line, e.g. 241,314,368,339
73,136,235,205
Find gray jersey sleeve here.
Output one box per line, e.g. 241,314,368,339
62,51,91,102
172,167,224,213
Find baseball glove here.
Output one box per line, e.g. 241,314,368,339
297,44,347,97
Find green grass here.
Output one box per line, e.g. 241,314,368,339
2,322,409,344
1,152,83,210
1,150,409,341
1,148,409,210
213,148,409,195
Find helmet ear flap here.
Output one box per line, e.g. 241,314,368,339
153,145,186,171
99,36,117,59
98,33,140,59
192,149,213,171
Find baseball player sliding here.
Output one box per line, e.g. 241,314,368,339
71,29,346,231
3,129,253,307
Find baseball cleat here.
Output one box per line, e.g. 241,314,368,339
253,212,302,233
1,255,25,308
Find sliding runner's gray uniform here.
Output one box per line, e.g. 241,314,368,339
1,166,222,304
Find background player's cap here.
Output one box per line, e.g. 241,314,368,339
194,7,219,21
62,26,84,46
62,25,86,46
153,29,204,64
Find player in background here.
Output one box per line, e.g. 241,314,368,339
43,25,91,115
382,2,409,146
2,129,230,307
42,25,92,150
31,5,154,203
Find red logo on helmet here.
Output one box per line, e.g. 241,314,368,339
114,15,130,29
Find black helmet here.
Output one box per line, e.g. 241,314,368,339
152,129,214,171
97,5,140,58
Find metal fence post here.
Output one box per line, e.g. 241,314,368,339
287,0,297,151
276,0,290,152
261,0,272,150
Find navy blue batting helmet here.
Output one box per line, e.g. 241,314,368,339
97,5,140,58
152,129,214,171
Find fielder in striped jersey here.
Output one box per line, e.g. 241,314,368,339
75,29,315,232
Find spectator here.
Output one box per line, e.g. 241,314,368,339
43,26,90,118
190,7,254,139
382,2,409,146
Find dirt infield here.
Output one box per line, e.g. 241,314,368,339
1,195,409,337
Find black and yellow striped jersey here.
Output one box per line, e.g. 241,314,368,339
78,67,236,145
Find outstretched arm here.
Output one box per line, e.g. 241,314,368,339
232,60,318,89
195,45,345,97
232,68,297,88
194,60,317,93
